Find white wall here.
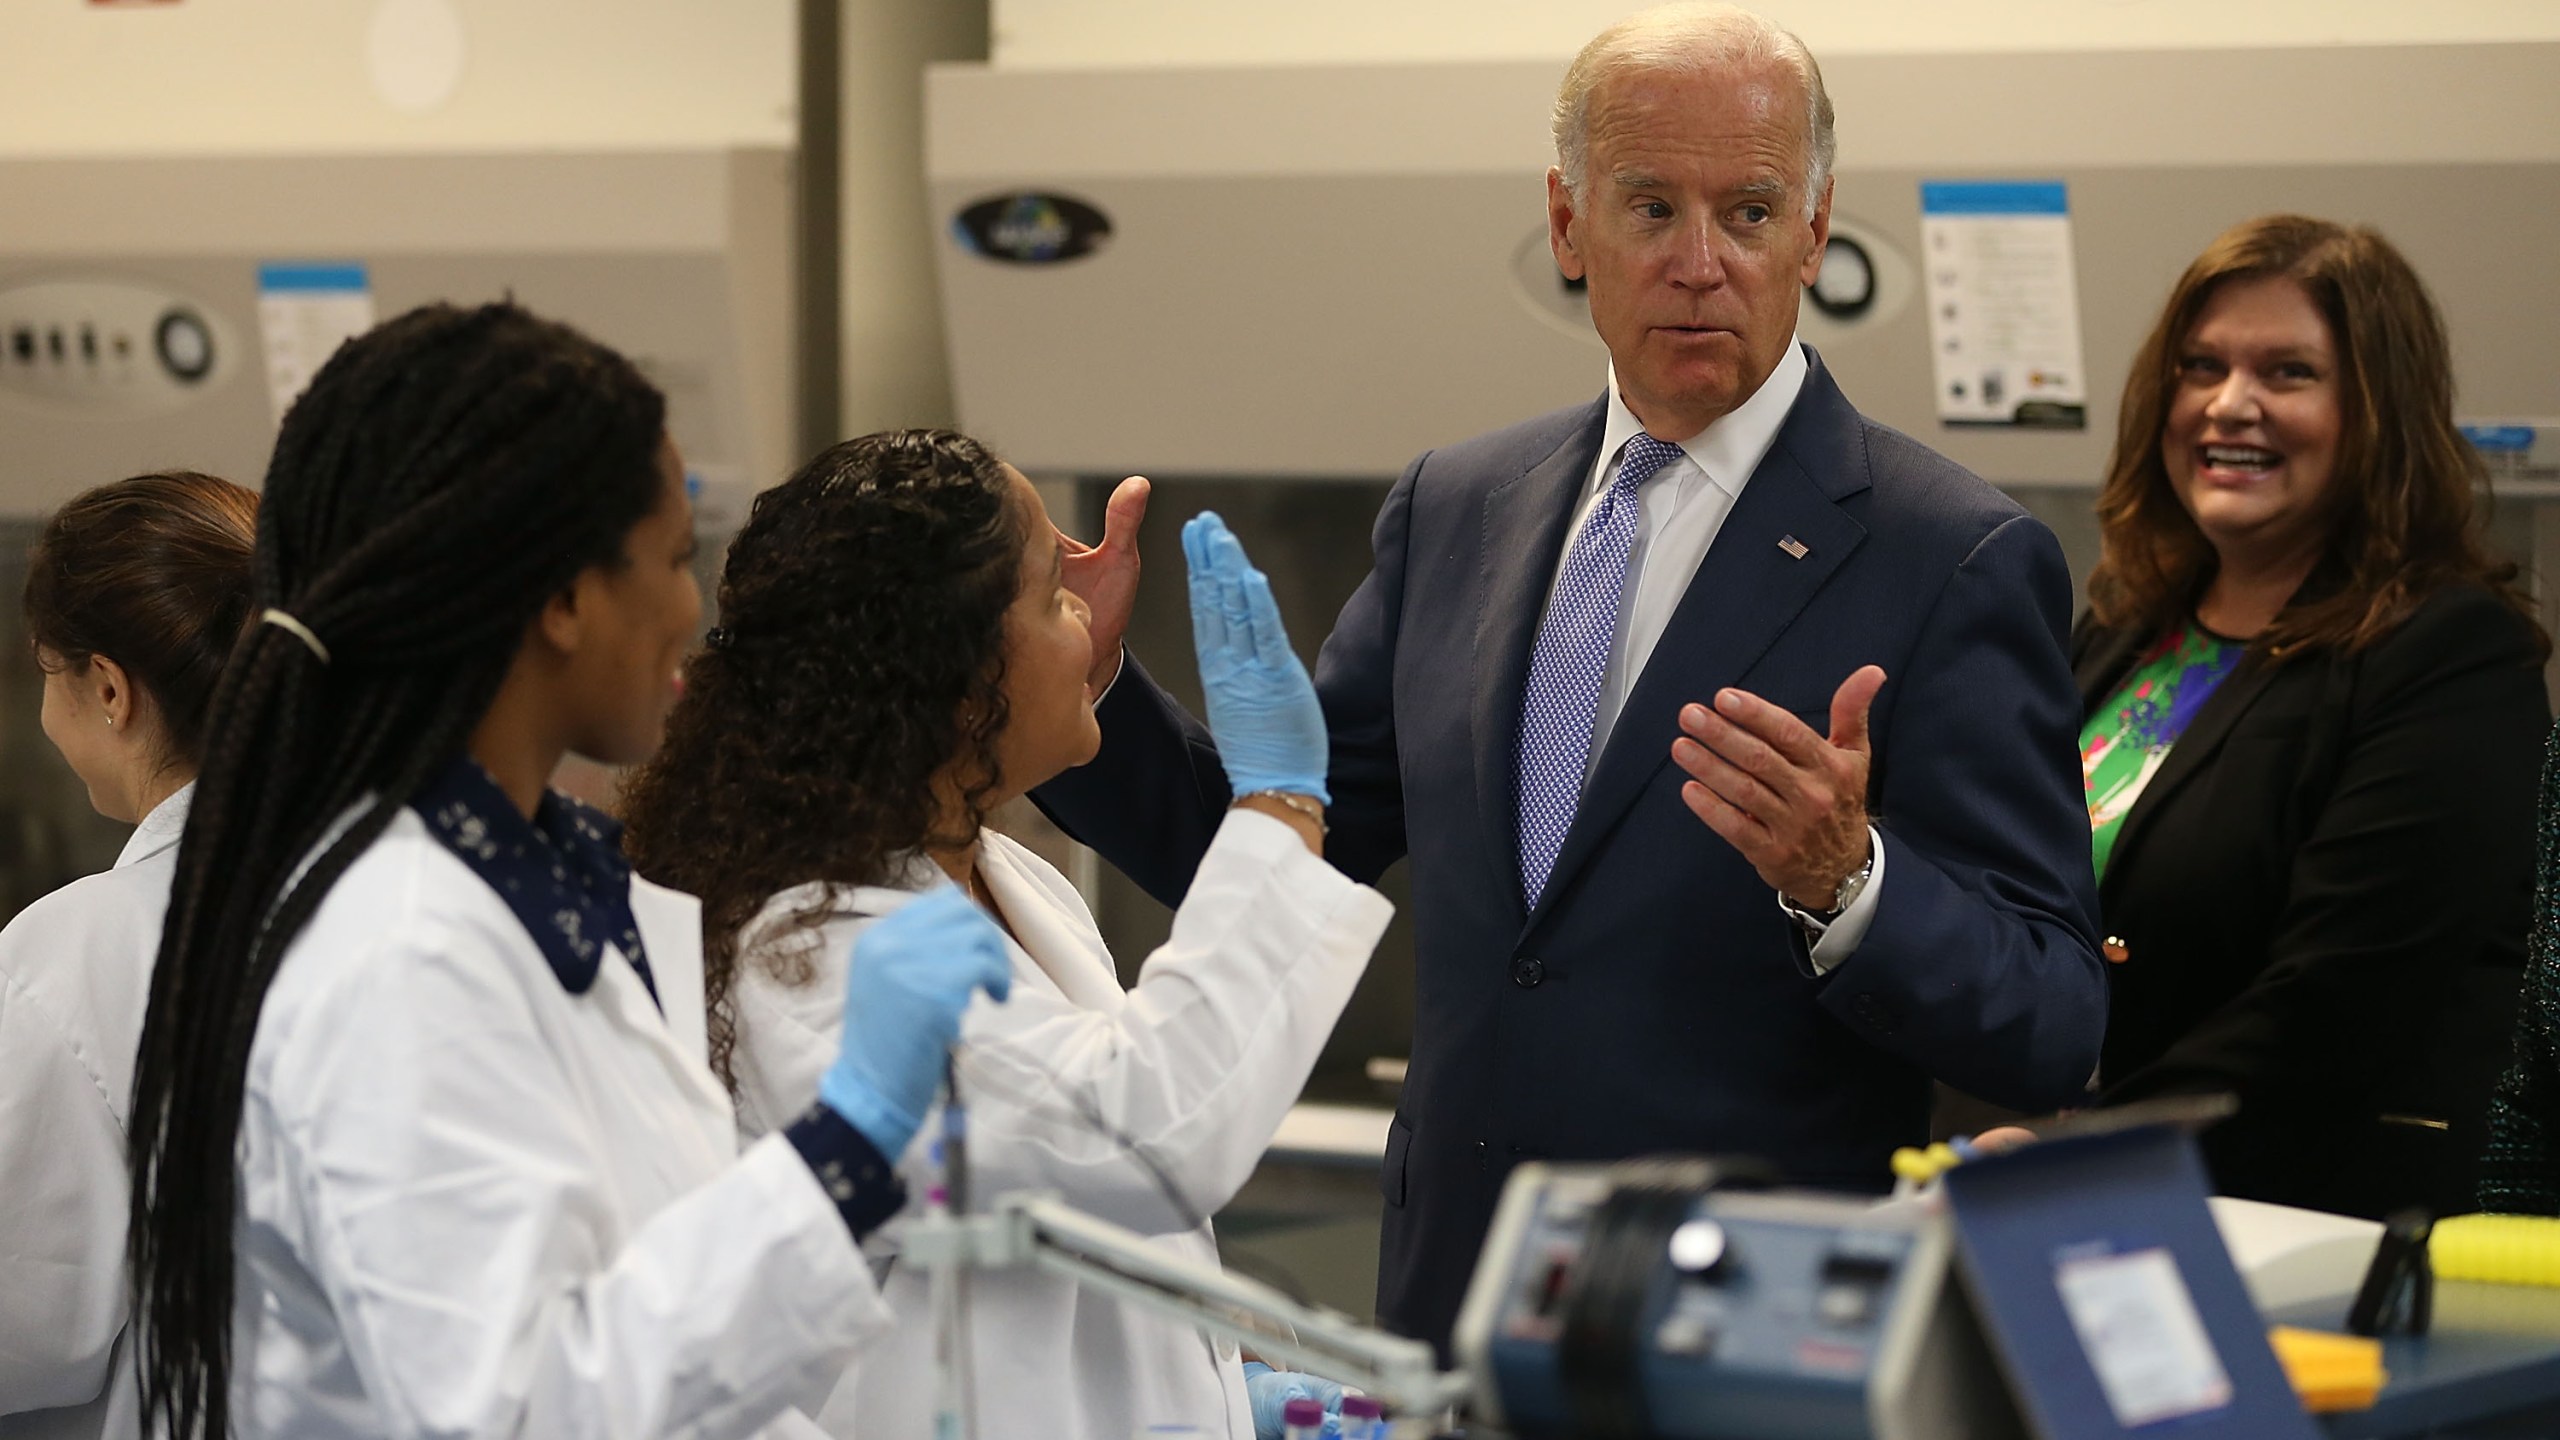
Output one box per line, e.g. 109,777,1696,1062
990,0,2560,67
0,0,793,155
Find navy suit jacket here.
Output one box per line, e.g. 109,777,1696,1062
1035,349,2105,1351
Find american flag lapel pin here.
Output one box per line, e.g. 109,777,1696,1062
1777,534,1810,560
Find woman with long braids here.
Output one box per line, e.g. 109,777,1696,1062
124,304,1012,1440
619,431,1392,1440
1,472,255,1439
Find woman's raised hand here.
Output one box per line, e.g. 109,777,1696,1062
1182,512,1329,804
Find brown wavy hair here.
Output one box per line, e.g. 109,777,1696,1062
620,429,1021,1085
2087,213,2542,658
24,470,259,768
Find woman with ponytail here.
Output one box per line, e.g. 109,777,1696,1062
1,471,254,1439
124,302,1011,1440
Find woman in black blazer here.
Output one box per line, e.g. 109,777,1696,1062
2076,215,2549,1220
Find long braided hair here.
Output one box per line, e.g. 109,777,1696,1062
126,301,668,1438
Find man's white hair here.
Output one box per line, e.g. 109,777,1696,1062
1552,2,1836,220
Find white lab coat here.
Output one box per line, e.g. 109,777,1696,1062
729,808,1393,1440
0,786,189,1440
230,803,891,1439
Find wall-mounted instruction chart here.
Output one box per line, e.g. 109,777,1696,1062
1920,181,2088,430
257,262,376,422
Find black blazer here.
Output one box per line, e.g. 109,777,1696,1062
2078,583,2548,1218
1042,350,2106,1351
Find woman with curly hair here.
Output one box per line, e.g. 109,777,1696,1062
2075,215,2548,1217
620,429,1392,1440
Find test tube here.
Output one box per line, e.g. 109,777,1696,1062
1339,1395,1386,1440
1281,1398,1325,1440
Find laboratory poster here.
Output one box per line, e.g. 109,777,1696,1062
1920,181,2088,430
257,262,375,421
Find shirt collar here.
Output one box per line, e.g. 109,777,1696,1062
413,756,656,1007
117,782,194,869
1600,335,1810,497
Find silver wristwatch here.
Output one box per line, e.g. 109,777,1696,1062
1783,848,1876,936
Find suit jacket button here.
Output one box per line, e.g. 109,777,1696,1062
2103,936,2131,964
1512,955,1546,989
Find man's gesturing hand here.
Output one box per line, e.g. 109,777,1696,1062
1670,665,1886,909
1059,475,1150,694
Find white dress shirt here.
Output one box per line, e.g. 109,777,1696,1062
1548,339,1884,968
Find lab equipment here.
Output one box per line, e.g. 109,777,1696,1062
899,1191,1465,1415
1244,1362,1350,1440
2346,1212,2434,1338
925,43,2560,496
1182,513,1330,804
2429,1213,2560,1287
1934,1124,2318,1439
1337,1394,1384,1440
2267,1327,2389,1414
0,149,797,526
928,1062,975,1440
1280,1398,1323,1440
0,148,804,906
915,1111,2560,1438
820,886,1014,1157
1456,1160,2022,1439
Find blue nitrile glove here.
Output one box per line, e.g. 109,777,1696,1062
818,885,1013,1159
1242,1362,1348,1440
1183,511,1330,804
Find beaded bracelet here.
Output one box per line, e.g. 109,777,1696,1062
1237,789,1328,836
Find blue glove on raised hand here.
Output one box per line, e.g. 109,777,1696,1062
1242,1362,1349,1440
1183,511,1330,804
818,885,1013,1159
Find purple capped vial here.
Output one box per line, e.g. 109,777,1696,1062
1281,1397,1326,1440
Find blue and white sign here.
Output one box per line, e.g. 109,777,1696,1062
257,261,376,420
1920,181,2087,429
2462,421,2560,483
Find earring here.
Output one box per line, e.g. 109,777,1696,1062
105,716,115,728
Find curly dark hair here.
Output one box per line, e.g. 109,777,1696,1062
620,428,1023,1085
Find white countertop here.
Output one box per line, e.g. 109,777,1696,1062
1266,1102,1394,1166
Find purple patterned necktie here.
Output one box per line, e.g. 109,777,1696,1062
1516,433,1687,908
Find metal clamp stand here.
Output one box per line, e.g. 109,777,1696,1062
902,1193,1473,1419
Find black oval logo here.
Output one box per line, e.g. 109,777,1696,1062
952,192,1112,265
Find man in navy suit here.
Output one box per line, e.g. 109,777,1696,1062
1036,1,2105,1353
